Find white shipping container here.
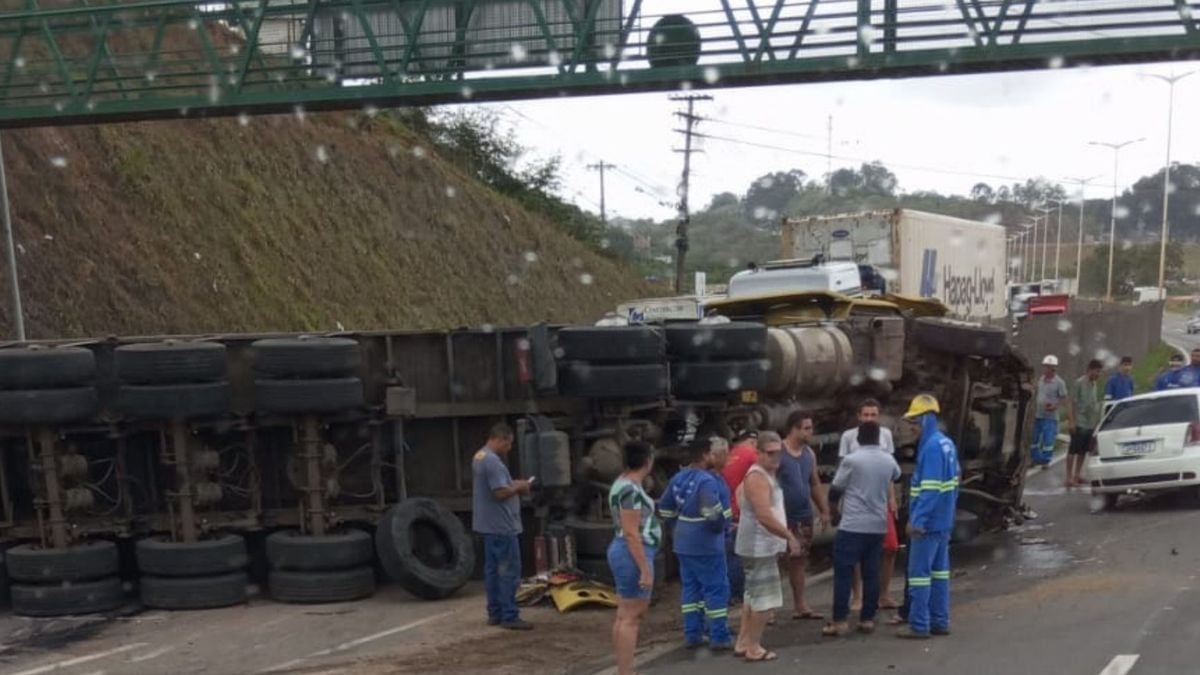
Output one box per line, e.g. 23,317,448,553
781,209,1008,320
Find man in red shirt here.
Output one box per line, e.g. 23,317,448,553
722,431,757,602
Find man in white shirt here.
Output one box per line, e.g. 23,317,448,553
839,399,900,611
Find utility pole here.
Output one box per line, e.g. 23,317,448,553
586,161,615,225
670,94,712,294
825,114,833,194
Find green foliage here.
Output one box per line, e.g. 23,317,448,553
1079,242,1184,297
1132,342,1177,393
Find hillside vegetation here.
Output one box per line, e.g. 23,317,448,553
0,112,653,339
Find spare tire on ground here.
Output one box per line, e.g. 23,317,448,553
252,337,361,379
0,347,94,389
6,540,119,582
140,571,248,610
670,359,769,398
115,341,227,384
558,363,667,399
266,529,374,571
376,498,475,600
913,318,1007,358
135,534,248,577
665,322,767,361
555,326,663,364
0,388,98,425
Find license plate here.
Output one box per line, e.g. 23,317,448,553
1120,440,1156,456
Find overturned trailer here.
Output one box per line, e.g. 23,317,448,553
0,290,1032,615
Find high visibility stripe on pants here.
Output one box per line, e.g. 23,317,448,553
679,553,731,646
907,531,951,634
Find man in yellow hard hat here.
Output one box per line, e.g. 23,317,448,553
897,395,959,640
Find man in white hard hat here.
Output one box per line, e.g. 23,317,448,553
1032,355,1069,467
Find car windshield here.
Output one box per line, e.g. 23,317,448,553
1100,396,1199,433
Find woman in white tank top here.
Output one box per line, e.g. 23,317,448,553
735,463,788,558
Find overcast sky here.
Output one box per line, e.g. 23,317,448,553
479,60,1200,222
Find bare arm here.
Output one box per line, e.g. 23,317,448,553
492,480,529,501
808,456,831,524
745,472,794,542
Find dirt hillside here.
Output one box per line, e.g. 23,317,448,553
0,112,652,339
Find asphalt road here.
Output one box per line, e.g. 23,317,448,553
639,460,1200,675
1162,312,1200,352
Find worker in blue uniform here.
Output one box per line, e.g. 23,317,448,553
898,394,959,640
659,438,732,650
1156,353,1186,391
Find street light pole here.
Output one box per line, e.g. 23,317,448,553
1036,206,1053,281
1054,202,1063,280
1066,175,1099,296
1089,138,1145,301
1146,71,1196,298
1028,217,1039,283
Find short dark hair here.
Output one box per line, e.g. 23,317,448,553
623,440,654,471
859,398,881,413
488,423,514,441
858,421,881,446
685,438,712,465
1120,356,1133,366
1087,359,1103,371
784,409,812,433
1171,353,1185,363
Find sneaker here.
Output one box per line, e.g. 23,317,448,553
710,642,733,652
931,627,951,636
896,627,931,640
500,619,533,631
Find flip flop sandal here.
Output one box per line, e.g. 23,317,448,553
792,611,825,621
879,601,900,610
886,615,906,626
858,621,876,634
822,623,850,637
745,650,778,662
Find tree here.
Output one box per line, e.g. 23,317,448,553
971,183,995,203
828,162,897,198
744,170,805,222
1079,242,1184,297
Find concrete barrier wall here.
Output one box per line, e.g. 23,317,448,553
1012,300,1164,382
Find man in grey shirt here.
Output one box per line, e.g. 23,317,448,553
824,422,901,637
472,423,532,630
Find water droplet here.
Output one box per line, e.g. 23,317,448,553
1068,341,1082,356
445,185,457,198
145,70,157,83
187,18,199,30
49,156,67,168
314,145,329,163
703,67,720,84
43,233,54,241
849,373,866,387
553,347,565,359
579,273,594,285
193,251,202,261
412,146,427,159
1048,55,1065,69
547,50,562,67
290,44,308,60
868,367,888,382
524,251,538,263
1057,319,1072,332
510,43,528,61
14,57,24,68
858,24,877,45
238,112,250,126
293,105,306,122
1115,205,1131,219
460,86,474,100
603,43,617,59
363,104,379,118
726,377,743,390
481,323,495,333
506,274,520,286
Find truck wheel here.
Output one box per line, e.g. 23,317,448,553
566,517,613,558
914,318,1007,358
268,567,375,604
0,388,98,425
671,360,769,398
6,540,119,583
266,530,374,572
252,338,360,379
11,577,124,617
118,382,230,420
0,347,94,389
254,378,364,415
666,323,767,361
140,571,248,610
555,326,663,364
135,534,248,577
558,363,667,399
376,498,475,600
115,342,226,384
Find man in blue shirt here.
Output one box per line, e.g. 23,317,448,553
1156,353,1187,391
1105,356,1135,401
1182,348,1200,388
472,423,532,630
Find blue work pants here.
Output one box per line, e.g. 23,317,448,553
483,533,521,623
679,553,731,647
906,530,951,635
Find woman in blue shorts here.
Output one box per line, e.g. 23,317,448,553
607,440,661,675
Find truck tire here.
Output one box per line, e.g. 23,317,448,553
376,498,475,600
255,378,364,415
140,571,248,610
115,342,226,384
0,388,98,425
118,382,230,420
0,347,94,389
558,363,667,399
914,318,1007,358
135,534,248,577
556,326,663,364
566,517,613,559
6,540,119,582
266,530,374,572
670,359,769,398
252,338,360,379
665,323,767,361
268,567,375,604
11,577,124,617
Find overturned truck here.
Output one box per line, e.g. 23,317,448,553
0,290,1032,616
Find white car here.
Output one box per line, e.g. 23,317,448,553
1087,389,1200,510
1187,315,1200,334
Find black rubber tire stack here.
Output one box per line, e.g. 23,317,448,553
665,322,769,398
554,326,667,399
251,338,364,415
266,529,376,603
114,341,230,421
6,540,124,616
136,533,250,609
0,347,98,426
375,498,475,600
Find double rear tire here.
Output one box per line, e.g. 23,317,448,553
6,540,124,617
266,529,376,604
136,534,250,610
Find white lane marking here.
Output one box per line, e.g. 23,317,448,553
128,645,174,663
257,611,454,673
11,642,150,675
1099,654,1140,675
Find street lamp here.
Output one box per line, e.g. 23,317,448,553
1053,201,1063,280
1066,175,1100,296
1026,216,1040,283
1146,70,1196,298
1036,205,1054,281
1089,137,1145,301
